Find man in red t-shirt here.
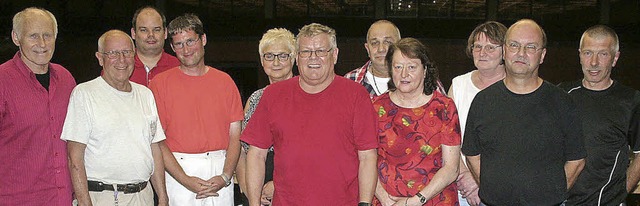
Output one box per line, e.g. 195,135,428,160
129,6,180,86
242,23,378,206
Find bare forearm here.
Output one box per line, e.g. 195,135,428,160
466,155,481,184
419,146,460,200
564,159,585,190
358,149,377,203
223,121,242,177
150,142,168,205
159,141,189,183
246,146,267,206
236,149,248,193
627,153,640,192
67,141,92,206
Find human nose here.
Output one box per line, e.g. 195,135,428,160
36,36,47,47
590,54,598,67
377,44,387,53
273,57,282,65
400,67,409,78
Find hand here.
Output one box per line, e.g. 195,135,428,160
182,176,213,194
389,196,419,206
196,175,227,199
465,187,482,206
378,194,398,206
457,170,479,198
260,181,274,205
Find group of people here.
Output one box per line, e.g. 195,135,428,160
1,5,639,206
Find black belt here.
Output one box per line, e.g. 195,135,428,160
87,180,148,194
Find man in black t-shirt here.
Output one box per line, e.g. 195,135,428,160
559,25,640,206
462,19,587,205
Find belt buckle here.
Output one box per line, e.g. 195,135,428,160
96,181,105,191
123,183,139,194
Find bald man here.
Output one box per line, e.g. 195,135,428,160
462,19,586,205
63,30,168,206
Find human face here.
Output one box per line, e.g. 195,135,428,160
97,33,135,87
365,23,399,70
131,9,167,53
261,43,294,83
296,34,338,87
11,14,56,72
579,35,619,88
171,30,206,69
503,22,546,77
472,32,503,71
391,51,425,95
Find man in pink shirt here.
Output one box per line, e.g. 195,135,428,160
0,7,75,205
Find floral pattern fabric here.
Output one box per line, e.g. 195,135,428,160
373,92,461,206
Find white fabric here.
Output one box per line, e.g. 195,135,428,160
450,71,482,206
166,150,234,206
365,70,390,96
61,77,166,184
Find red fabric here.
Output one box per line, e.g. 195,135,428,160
241,76,378,205
0,52,75,205
150,66,243,153
129,51,180,86
372,92,460,205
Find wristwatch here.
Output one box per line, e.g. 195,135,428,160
415,192,427,204
220,174,232,187
358,202,371,206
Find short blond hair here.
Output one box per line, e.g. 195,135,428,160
259,28,296,58
12,7,58,37
296,23,337,50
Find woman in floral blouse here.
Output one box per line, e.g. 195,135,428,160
373,38,461,206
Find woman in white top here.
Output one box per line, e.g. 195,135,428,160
447,21,507,206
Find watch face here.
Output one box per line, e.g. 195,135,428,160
419,196,426,203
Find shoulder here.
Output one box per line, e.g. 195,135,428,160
151,67,180,81
206,66,234,81
344,62,368,79
451,71,473,84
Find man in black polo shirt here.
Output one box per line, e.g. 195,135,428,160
559,25,640,206
462,19,587,205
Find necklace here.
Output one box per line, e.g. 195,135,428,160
371,75,382,95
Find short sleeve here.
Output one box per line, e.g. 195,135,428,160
352,86,378,151
461,97,481,156
629,98,640,153
561,95,586,161
60,87,92,144
440,97,461,146
225,75,244,123
149,92,166,143
240,87,274,149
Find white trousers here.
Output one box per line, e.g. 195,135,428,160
166,150,234,206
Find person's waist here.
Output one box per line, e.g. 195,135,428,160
172,150,227,158
87,180,147,194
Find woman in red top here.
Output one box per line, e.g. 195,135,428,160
373,38,461,206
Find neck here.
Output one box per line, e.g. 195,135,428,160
137,50,163,68
269,73,293,84
503,76,543,94
369,63,389,78
474,65,506,89
299,75,334,94
582,78,613,91
21,56,48,74
104,77,132,92
180,63,208,76
390,90,431,108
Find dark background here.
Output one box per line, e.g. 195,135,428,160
1,0,639,103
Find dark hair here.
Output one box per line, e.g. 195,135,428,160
386,38,439,95
131,6,166,30
466,21,507,57
167,13,204,38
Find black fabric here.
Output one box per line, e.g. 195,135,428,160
559,80,640,205
462,81,586,206
35,69,50,91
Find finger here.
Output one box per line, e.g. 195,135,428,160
196,191,219,199
388,195,401,201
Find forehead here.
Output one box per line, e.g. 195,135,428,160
368,23,398,39
136,9,162,25
392,51,420,64
582,35,614,49
171,29,198,41
506,23,542,44
263,42,291,53
298,34,331,48
104,34,133,50
21,14,55,34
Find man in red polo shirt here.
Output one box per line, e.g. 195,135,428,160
129,6,180,86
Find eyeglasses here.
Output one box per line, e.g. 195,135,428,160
506,42,543,54
101,50,135,59
298,48,333,58
471,44,502,53
263,53,291,61
172,37,200,49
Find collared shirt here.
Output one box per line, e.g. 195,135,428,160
130,51,181,87
0,52,76,205
345,61,448,99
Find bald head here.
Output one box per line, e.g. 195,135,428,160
506,19,547,48
367,20,400,41
98,30,135,52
